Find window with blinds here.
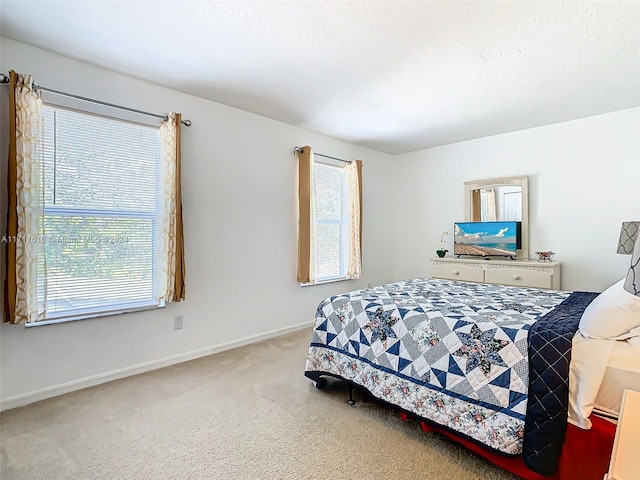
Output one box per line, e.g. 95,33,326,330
314,161,348,281
39,105,162,321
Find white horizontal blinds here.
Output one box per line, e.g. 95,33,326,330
314,162,346,279
39,105,160,319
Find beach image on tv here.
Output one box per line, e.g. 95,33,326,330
454,221,519,257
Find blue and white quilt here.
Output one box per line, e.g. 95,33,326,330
305,278,575,456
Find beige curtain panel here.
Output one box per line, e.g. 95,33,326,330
483,188,497,222
296,145,316,283
159,112,186,303
347,159,363,279
3,70,45,324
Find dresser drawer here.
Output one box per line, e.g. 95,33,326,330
485,267,552,289
432,263,485,283
431,258,561,289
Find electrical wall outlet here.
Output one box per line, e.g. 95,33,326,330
174,315,184,330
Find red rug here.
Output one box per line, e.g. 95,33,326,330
400,413,616,479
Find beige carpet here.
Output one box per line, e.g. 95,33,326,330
1,329,519,480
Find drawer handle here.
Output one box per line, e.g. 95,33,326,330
452,270,459,275
513,275,521,280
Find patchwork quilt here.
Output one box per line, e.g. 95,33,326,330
305,278,579,461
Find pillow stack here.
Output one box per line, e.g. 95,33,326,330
579,236,640,344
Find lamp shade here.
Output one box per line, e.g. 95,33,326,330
618,222,640,254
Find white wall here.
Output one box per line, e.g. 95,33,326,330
391,108,640,291
3,36,639,409
0,38,396,408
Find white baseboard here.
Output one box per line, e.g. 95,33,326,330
0,321,312,411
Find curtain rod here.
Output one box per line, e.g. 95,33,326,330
0,73,191,127
293,146,351,164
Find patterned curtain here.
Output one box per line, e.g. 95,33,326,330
346,160,363,279
158,113,186,302
3,70,45,324
296,146,317,283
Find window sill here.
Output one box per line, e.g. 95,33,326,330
299,276,358,287
25,302,164,327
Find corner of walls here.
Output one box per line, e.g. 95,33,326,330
387,150,450,282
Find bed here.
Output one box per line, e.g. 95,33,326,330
304,277,639,479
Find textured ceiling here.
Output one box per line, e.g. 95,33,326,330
2,1,640,154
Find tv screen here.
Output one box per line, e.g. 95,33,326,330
454,221,521,257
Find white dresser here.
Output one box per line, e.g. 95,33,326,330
431,257,561,290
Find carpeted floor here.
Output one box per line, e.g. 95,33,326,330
0,329,519,480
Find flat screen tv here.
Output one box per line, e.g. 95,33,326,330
454,221,521,258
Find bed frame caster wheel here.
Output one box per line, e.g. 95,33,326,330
315,377,328,390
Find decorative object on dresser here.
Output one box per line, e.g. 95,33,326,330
436,230,449,257
431,257,561,289
535,251,555,262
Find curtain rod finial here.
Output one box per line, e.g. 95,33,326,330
182,119,192,127
0,73,9,84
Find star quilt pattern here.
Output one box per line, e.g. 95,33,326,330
305,278,572,454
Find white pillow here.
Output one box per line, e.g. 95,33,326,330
579,279,640,339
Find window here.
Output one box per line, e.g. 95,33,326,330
296,145,362,285
314,161,349,281
4,70,184,325
38,105,162,321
